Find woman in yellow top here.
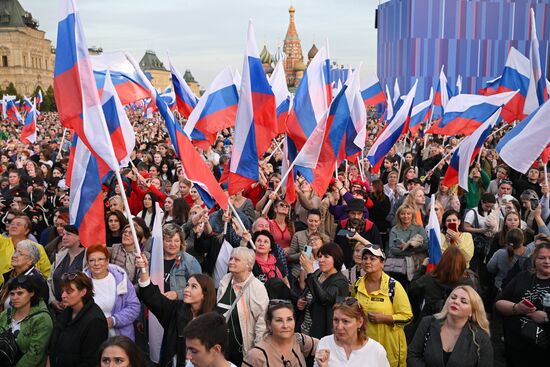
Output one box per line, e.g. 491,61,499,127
353,245,413,367
439,210,474,268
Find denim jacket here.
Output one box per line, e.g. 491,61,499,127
169,251,202,300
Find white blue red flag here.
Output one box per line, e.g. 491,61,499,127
367,80,418,173
384,84,394,121
148,202,164,363
523,9,548,115
54,0,121,172
456,75,463,95
21,101,37,144
184,67,239,150
22,96,33,114
428,91,516,136
269,60,291,135
409,87,433,137
92,52,151,106
361,74,386,107
228,20,277,194
393,79,401,105
497,98,550,174
442,107,502,190
286,41,332,163
169,58,199,119
432,65,453,120
159,87,177,111
36,89,42,109
100,70,135,167
5,98,23,124
125,53,229,210
426,195,442,272
66,134,107,247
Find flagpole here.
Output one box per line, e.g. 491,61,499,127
477,146,483,165
261,159,296,216
57,128,68,159
263,137,285,163
358,153,366,181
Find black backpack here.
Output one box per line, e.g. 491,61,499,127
0,328,21,367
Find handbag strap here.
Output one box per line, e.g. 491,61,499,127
224,275,252,322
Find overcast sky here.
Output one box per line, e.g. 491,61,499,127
23,0,380,88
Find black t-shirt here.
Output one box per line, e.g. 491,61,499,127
163,258,176,292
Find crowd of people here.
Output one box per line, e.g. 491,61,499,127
0,107,549,367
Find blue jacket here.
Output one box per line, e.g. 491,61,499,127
84,264,140,340
169,251,202,300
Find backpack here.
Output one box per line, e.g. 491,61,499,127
0,328,21,367
354,276,397,303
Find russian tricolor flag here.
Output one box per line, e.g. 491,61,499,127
22,96,34,114
442,107,502,190
92,52,151,106
432,65,453,120
367,80,418,173
184,67,239,150
269,60,291,135
293,67,364,197
54,0,121,172
361,74,386,107
159,87,177,111
36,89,42,109
170,59,199,119
409,88,433,137
21,100,37,144
67,134,107,247
427,91,517,136
228,20,277,194
286,41,332,154
125,53,229,210
5,98,23,124
100,70,135,167
426,195,442,272
497,98,550,174
524,8,549,115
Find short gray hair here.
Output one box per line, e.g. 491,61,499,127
231,247,255,269
16,240,40,265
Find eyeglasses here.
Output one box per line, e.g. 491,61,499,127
268,299,292,307
278,203,290,208
61,272,78,281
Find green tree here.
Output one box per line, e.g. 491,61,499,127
42,85,57,112
4,82,23,100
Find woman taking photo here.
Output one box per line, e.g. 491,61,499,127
217,247,269,365
243,300,318,367
83,245,140,340
105,211,128,247
48,272,108,367
0,276,53,367
97,336,148,367
408,286,493,367
110,224,149,285
314,298,389,367
136,251,217,367
353,246,413,367
496,241,550,365
440,210,474,269
297,243,349,339
161,224,201,301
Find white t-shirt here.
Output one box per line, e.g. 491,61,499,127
92,273,117,318
464,207,487,229
314,335,389,367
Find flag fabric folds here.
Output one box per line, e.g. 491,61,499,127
442,108,501,191
148,202,164,363
409,88,433,137
228,20,277,194
427,91,517,136
54,0,121,172
169,59,199,119
5,98,23,124
36,89,43,109
361,74,386,107
497,99,550,174
432,65,452,120
21,101,37,144
426,195,443,272
367,80,418,172
184,67,239,150
523,8,549,115
100,70,136,167
269,60,291,135
125,53,229,210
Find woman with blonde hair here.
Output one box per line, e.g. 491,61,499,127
408,286,493,367
402,187,427,226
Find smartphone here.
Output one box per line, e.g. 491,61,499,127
268,181,274,190
337,229,355,237
447,222,458,232
521,298,535,308
304,245,313,259
530,198,539,211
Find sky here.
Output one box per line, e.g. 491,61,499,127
23,0,381,89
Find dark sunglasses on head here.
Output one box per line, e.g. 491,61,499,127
61,272,78,281
500,179,513,186
364,243,382,250
268,299,292,307
338,297,359,306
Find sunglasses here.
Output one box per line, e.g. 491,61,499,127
364,243,382,250
338,297,359,306
61,272,78,281
268,299,292,307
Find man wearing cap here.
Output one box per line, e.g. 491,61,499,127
335,198,382,268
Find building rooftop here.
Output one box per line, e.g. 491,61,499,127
0,0,38,29
139,50,167,71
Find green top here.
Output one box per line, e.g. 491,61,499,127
0,300,53,367
465,169,490,209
